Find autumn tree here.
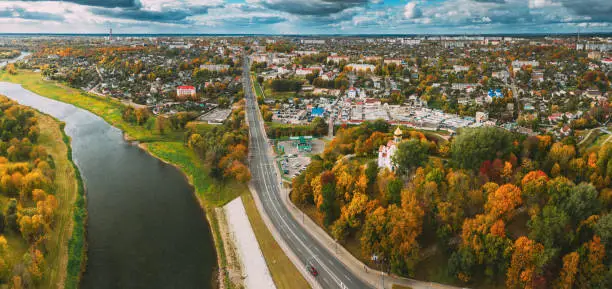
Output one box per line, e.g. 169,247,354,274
332,193,368,241
155,115,168,134
521,170,549,208
506,237,547,289
485,184,523,221
0,236,9,279
554,251,579,289
549,142,576,171
576,236,607,288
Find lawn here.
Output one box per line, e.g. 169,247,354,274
251,74,265,99
392,285,413,289
146,141,247,207
264,87,298,100
577,129,604,152
241,194,310,289
590,132,612,149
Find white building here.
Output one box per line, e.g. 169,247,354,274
476,111,489,123
348,87,357,98
512,60,539,70
177,86,196,98
378,127,403,171
453,65,470,72
327,56,350,63
296,68,316,76
346,63,376,73
200,64,230,72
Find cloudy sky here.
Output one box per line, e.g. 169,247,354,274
0,0,610,34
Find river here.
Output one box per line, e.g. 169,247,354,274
0,83,216,289
0,51,31,68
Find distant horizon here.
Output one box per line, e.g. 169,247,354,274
0,1,611,35
1,32,612,38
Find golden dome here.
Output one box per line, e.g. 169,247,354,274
394,127,402,136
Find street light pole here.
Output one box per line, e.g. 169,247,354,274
334,239,338,254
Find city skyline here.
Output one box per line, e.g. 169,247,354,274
0,0,611,35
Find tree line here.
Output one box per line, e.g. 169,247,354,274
0,96,61,287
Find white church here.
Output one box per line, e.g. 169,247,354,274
377,127,403,171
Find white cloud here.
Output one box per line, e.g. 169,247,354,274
404,2,421,19
529,0,560,9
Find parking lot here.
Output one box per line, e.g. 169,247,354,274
277,138,325,179
198,108,232,124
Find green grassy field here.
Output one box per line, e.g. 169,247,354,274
252,75,265,99
242,194,310,289
392,285,413,289
264,87,298,100
146,142,246,207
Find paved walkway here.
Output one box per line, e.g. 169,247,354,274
224,198,276,289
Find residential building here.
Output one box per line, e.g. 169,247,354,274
177,85,196,98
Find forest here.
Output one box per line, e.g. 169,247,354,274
0,96,68,288
291,122,612,288
186,100,251,183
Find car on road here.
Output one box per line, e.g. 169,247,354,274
307,265,318,277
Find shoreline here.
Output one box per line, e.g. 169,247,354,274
59,121,89,289
136,140,226,285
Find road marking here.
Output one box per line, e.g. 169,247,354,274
247,95,347,289
244,67,361,289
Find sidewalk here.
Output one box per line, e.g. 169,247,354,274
224,198,276,289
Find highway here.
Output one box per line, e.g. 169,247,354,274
242,59,372,289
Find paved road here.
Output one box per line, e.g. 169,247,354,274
242,59,371,289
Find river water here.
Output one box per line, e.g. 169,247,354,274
0,51,31,68
0,83,216,289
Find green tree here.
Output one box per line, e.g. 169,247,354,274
451,127,514,170
320,183,338,227
528,205,569,249
386,178,402,205
563,183,600,225
365,160,379,187
594,214,612,257
393,139,429,176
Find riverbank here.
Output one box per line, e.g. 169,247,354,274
20,110,83,289
0,70,247,288
59,121,88,289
